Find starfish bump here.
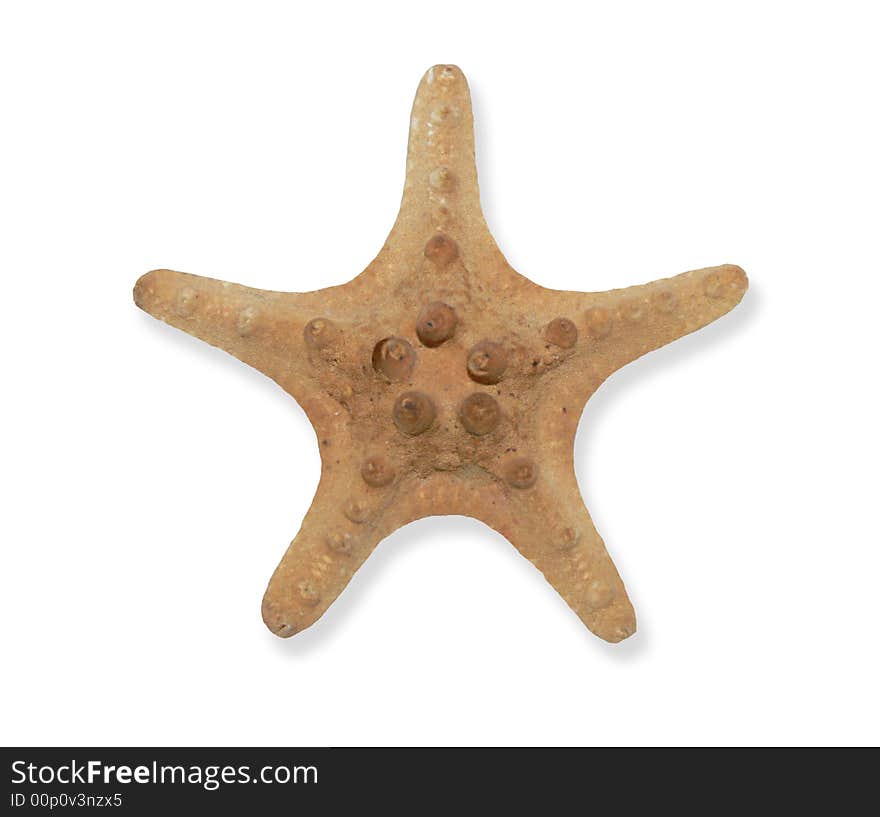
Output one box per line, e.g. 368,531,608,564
134,65,748,643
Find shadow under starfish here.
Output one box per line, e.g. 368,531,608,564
133,64,748,644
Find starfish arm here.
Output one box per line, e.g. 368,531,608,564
133,268,316,395
395,64,481,234
362,62,508,284
459,381,642,643
469,471,636,643
557,264,748,382
260,467,407,637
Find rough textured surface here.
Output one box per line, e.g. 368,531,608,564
133,65,748,643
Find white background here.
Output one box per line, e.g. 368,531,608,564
2,1,878,746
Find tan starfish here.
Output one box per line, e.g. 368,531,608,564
134,65,748,643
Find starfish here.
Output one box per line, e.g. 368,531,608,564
134,64,747,643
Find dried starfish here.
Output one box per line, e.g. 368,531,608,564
134,65,748,643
